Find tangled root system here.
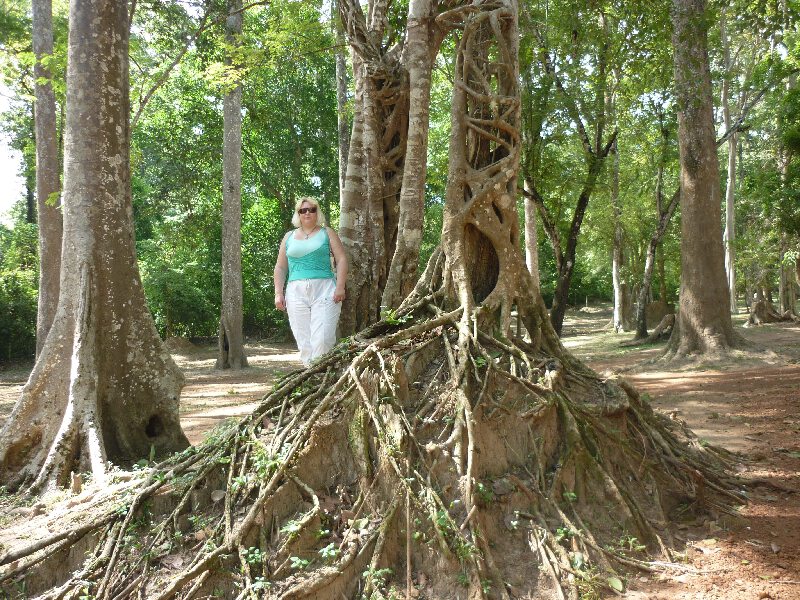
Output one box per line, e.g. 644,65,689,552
0,298,743,600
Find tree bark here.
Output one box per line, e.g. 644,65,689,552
338,0,446,333
610,138,625,332
381,0,438,310
523,179,540,288
217,0,248,370
32,0,63,357
720,9,737,313
334,1,350,198
0,0,188,491
666,0,739,357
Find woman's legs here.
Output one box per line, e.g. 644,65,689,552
309,278,341,361
286,279,341,366
285,280,313,366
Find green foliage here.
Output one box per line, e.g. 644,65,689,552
0,223,38,361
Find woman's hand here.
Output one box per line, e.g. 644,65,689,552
333,286,346,303
275,293,286,311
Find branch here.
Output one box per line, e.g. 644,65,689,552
536,41,594,158
130,1,269,129
715,68,800,147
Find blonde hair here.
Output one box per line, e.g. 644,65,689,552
291,196,327,228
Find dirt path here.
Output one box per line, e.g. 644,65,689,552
562,306,800,600
1,308,799,598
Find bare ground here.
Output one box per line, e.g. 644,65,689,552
1,308,799,599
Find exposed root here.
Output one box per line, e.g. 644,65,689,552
0,298,744,599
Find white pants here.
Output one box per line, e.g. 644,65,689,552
286,278,341,366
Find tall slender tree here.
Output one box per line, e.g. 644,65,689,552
0,0,188,491
32,0,62,356
217,0,248,369
666,0,739,356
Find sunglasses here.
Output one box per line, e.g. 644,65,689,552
298,207,318,215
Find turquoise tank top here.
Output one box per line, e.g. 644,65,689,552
286,227,335,282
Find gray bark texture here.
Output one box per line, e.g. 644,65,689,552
523,179,540,289
667,0,739,356
0,0,188,492
720,10,737,313
32,0,63,357
610,138,626,332
217,0,248,370
337,0,447,333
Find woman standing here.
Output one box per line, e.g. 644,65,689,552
274,197,348,366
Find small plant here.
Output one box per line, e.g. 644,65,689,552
319,542,340,561
475,481,494,504
315,527,331,539
363,567,393,589
554,526,573,542
289,556,310,570
562,490,578,503
457,571,469,587
251,577,270,591
244,546,263,565
380,308,412,325
281,519,302,538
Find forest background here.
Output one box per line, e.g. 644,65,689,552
0,0,798,362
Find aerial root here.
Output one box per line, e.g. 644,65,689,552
0,302,744,599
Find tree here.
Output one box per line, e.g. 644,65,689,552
665,0,740,357
521,3,618,336
217,0,248,370
0,0,188,491
31,0,63,357
337,0,448,333
0,1,741,597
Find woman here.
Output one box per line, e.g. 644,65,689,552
274,197,348,367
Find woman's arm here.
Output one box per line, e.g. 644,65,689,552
274,232,291,311
327,228,349,303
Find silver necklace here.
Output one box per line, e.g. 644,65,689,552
301,226,316,239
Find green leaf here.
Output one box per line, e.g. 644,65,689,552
607,577,624,592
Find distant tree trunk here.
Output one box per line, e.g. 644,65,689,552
635,122,677,339
0,0,188,491
382,0,437,310
548,158,606,335
666,0,739,357
610,138,626,332
217,0,248,370
334,2,350,197
32,0,63,357
532,30,617,336
658,251,667,301
523,179,539,288
720,10,737,313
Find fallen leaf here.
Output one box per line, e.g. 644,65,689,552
607,576,624,592
211,490,226,503
770,542,780,554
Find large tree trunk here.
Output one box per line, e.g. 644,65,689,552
338,0,445,333
666,0,739,357
32,0,63,357
720,9,737,313
0,0,188,492
381,0,438,310
217,0,248,370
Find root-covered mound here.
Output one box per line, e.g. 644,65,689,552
0,302,743,600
